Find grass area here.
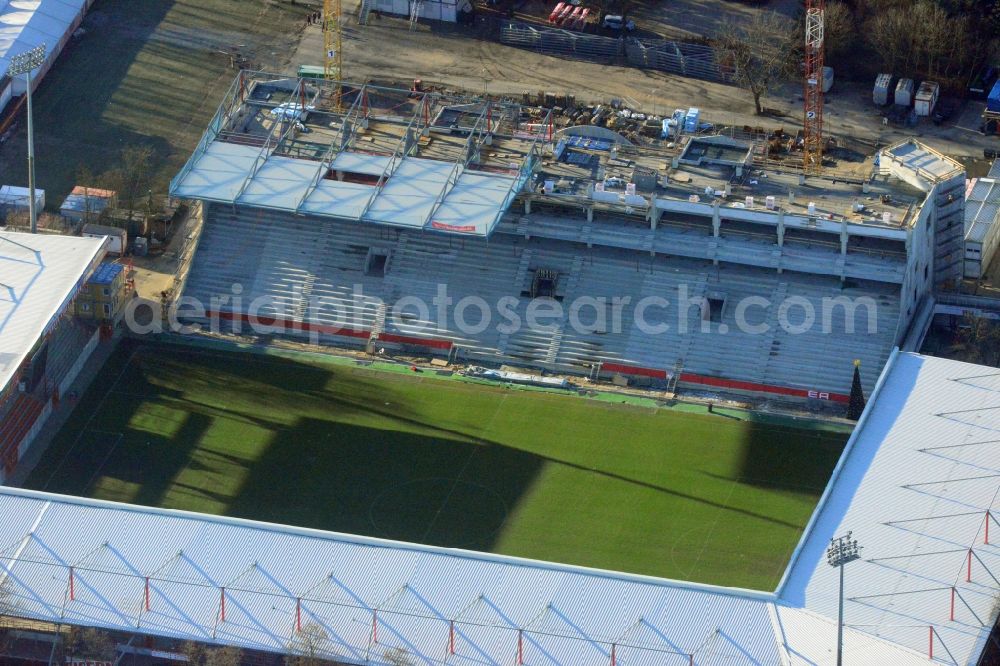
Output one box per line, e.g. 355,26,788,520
26,338,847,589
0,0,313,209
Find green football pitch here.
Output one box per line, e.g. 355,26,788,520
25,339,848,590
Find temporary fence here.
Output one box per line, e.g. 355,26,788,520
498,21,732,83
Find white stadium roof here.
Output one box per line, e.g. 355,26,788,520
0,0,87,84
780,351,1000,665
0,486,933,666
7,350,1000,664
0,231,105,394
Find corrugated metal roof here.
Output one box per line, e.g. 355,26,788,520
964,177,1000,244
989,160,1000,179
170,147,519,237
0,482,931,665
0,0,87,87
0,230,104,394
780,352,1000,666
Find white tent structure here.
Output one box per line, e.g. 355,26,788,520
0,0,94,114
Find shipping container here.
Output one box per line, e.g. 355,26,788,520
914,81,939,117
684,107,700,133
873,73,894,105
0,185,45,212
988,79,1000,114
297,65,325,79
82,223,127,256
895,78,914,106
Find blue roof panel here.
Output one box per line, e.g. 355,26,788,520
89,262,123,285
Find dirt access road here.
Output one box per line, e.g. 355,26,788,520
293,6,996,159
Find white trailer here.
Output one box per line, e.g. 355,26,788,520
895,78,914,106
914,81,940,117
873,73,894,105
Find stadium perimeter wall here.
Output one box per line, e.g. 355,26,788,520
0,325,100,485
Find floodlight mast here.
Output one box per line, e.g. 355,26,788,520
827,531,861,666
5,44,46,234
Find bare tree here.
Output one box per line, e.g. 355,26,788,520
821,1,854,67
64,626,116,661
0,580,15,653
285,622,332,666
106,144,154,223
865,0,976,86
182,640,208,665
713,12,797,116
205,645,244,666
952,313,1000,366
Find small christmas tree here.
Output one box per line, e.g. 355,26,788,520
847,359,866,420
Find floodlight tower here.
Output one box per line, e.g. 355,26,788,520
803,0,825,175
5,44,46,234
827,531,861,666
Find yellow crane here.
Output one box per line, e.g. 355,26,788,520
323,0,343,107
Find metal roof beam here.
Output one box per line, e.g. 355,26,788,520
231,82,307,204
294,84,368,214
357,101,425,222
420,100,495,229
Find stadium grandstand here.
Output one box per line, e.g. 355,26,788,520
0,230,107,484
170,73,966,402
0,350,997,664
0,0,94,116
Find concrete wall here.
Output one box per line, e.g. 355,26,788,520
0,326,99,484
897,202,934,342
931,173,967,287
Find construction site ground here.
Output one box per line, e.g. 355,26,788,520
308,5,997,160
0,0,995,215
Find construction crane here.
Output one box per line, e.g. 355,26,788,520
802,0,824,175
323,0,343,107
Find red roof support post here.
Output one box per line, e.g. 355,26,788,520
689,654,694,666
449,620,455,654
296,597,302,633
144,577,151,612
987,511,991,545
950,587,955,621
517,629,524,665
610,643,616,666
372,610,378,644
68,566,74,601
929,626,934,659
220,587,226,623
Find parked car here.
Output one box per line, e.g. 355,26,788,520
601,14,635,32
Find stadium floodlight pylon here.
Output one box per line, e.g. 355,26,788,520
827,531,861,666
4,43,46,234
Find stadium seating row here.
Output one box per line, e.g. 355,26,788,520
183,205,901,395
